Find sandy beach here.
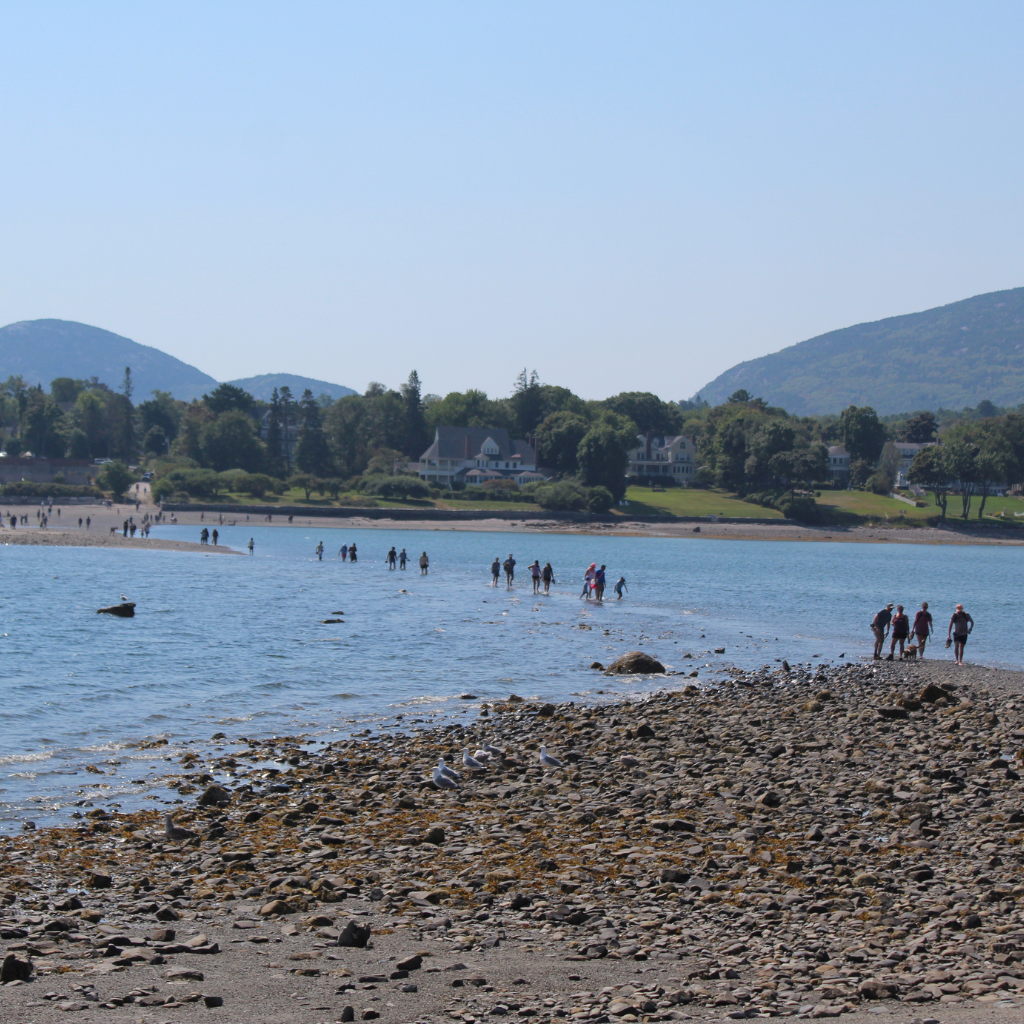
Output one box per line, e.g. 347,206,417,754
2,658,1023,1023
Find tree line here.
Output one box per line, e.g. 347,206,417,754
2,369,1023,519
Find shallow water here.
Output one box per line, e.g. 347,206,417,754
0,525,1019,829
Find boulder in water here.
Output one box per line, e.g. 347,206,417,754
97,602,135,617
605,651,665,675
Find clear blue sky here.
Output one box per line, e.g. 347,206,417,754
1,1,1023,401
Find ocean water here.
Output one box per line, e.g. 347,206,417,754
1,524,1020,830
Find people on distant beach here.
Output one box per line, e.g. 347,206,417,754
529,560,542,594
399,548,408,569
887,604,909,660
200,527,209,545
387,546,397,569
948,604,974,666
871,603,893,659
248,537,254,555
913,602,933,658
316,540,324,561
419,551,429,574
594,564,607,602
349,542,357,562
339,543,348,560
211,528,218,546
491,557,501,586
614,575,627,600
503,554,515,588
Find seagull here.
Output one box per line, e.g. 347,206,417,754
432,764,459,790
539,746,563,769
164,813,198,842
482,740,505,758
437,758,461,783
472,748,492,762
120,594,129,602
463,748,486,769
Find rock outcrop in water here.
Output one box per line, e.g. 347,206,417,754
96,602,135,618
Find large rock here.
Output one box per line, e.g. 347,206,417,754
0,953,32,983
336,919,372,948
604,651,665,675
198,784,231,807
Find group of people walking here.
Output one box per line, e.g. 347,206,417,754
489,555,627,601
871,601,974,665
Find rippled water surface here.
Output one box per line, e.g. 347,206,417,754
1,524,1020,828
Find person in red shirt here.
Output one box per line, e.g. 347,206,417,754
912,601,933,658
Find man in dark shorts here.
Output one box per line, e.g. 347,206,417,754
887,604,909,660
503,554,515,589
871,603,893,659
387,546,397,569
912,601,933,658
491,557,501,586
541,562,553,594
947,603,974,665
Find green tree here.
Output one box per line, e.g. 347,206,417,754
294,389,334,475
21,387,66,457
603,392,682,436
137,390,181,442
66,427,90,459
975,438,1014,518
50,377,84,404
902,411,938,443
70,390,108,458
143,424,168,454
264,388,285,476
587,485,614,513
534,479,589,511
200,410,266,472
97,461,134,499
287,473,318,500
839,405,887,464
511,369,544,437
401,370,430,458
203,383,256,416
576,412,636,500
367,474,430,500
170,403,210,462
534,411,590,475
908,445,951,519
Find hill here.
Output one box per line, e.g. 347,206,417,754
223,373,356,401
695,286,1024,415
0,319,218,401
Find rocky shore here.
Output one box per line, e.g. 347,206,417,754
2,659,1024,1023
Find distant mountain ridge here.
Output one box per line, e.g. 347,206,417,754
695,287,1024,415
0,319,355,403
223,374,356,401
0,320,218,402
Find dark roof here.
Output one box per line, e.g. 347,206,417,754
420,427,536,462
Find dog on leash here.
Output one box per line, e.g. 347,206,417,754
902,644,918,661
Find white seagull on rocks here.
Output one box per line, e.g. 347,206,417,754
438,758,461,783
433,761,460,790
462,748,486,769
482,740,505,758
164,813,199,842
539,746,563,768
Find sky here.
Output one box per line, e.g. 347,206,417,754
1,1,1023,402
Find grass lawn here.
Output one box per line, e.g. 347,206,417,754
911,490,1024,521
620,486,785,519
815,489,933,522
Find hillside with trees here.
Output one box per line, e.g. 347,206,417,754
697,286,1024,414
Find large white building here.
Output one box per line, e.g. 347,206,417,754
627,434,698,483
827,445,851,483
414,427,544,487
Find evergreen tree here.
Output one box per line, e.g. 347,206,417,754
511,369,543,437
294,389,334,476
265,387,285,476
401,370,429,458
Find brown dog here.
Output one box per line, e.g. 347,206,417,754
902,645,918,661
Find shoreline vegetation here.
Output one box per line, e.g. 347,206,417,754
2,660,1024,1020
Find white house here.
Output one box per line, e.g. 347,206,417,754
827,445,851,483
414,427,544,487
627,434,697,483
893,442,936,487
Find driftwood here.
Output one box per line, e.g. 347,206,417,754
97,602,136,618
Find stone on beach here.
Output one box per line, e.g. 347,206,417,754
604,651,665,674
